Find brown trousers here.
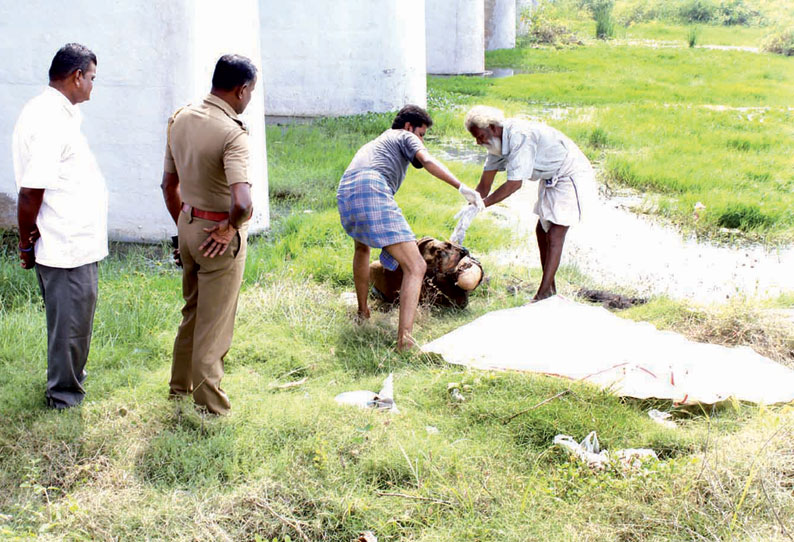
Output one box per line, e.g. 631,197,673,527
170,211,247,414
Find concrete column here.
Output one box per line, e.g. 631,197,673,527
260,0,426,117
486,0,517,51
0,0,269,242
425,0,485,75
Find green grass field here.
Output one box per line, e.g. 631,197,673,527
432,42,794,241
2,7,794,540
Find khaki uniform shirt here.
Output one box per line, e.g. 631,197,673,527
164,94,249,212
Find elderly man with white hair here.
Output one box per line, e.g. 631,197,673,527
464,105,595,300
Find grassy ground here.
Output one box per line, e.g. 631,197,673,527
2,114,794,540
533,0,794,46
2,19,794,542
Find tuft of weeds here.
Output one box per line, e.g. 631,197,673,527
763,27,794,56
688,24,700,46
716,202,773,231
593,1,617,39
587,126,611,148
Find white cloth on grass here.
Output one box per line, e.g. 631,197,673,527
13,87,108,268
422,296,794,405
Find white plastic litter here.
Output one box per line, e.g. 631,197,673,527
340,291,358,307
648,409,677,429
554,431,658,469
554,431,606,468
449,388,466,403
422,296,794,405
451,204,481,245
334,373,399,413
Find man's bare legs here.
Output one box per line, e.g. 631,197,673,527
353,241,371,320
383,241,427,351
535,222,551,294
534,221,568,301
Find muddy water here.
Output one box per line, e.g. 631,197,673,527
436,140,794,304
491,185,794,304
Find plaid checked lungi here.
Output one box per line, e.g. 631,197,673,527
337,168,415,271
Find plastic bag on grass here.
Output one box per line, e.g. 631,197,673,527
334,373,399,413
648,409,677,429
554,431,657,470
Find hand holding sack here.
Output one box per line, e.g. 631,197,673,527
458,183,485,210
451,204,481,245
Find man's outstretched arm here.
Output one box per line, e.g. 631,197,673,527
483,180,522,208
414,149,484,208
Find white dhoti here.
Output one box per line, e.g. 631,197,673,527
534,143,595,232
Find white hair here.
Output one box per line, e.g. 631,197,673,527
464,105,505,131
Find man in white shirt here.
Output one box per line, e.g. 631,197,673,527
464,105,595,301
13,43,108,409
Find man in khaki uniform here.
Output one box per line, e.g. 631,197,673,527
160,54,257,415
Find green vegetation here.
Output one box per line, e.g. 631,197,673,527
522,0,794,47
432,41,794,240
764,27,794,55
687,25,700,46
589,0,617,39
2,4,794,538
2,108,794,539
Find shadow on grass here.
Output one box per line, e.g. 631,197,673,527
333,305,453,377
135,402,245,489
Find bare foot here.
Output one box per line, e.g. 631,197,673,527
532,289,555,302
396,334,418,352
354,309,371,325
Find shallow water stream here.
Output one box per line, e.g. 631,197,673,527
437,142,794,304
491,186,794,304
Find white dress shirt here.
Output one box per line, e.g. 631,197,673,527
484,119,576,181
12,87,108,268
482,118,596,228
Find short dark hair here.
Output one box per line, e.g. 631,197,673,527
391,104,433,130
211,54,257,91
392,105,433,130
48,43,97,81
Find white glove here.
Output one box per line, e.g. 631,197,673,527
458,183,485,211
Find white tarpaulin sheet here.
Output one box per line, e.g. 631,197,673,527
422,296,794,405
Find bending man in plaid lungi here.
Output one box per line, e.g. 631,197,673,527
337,105,484,351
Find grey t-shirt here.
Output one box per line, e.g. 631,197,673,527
345,129,426,194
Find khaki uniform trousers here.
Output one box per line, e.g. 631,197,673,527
170,211,247,414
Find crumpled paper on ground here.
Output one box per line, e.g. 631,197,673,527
451,204,481,245
334,374,399,413
554,431,658,470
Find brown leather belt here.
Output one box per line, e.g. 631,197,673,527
181,202,229,222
